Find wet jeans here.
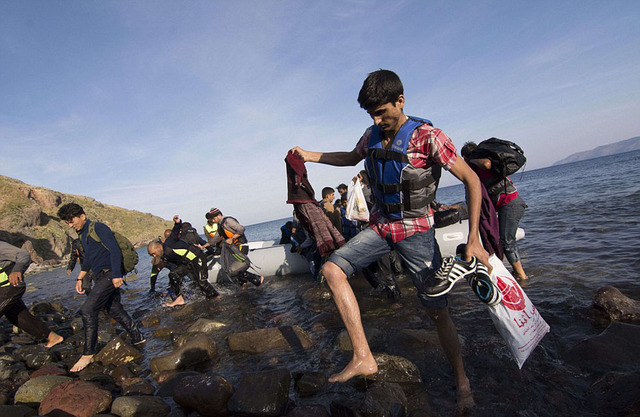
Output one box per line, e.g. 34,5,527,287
498,195,527,264
328,227,446,309
79,270,142,355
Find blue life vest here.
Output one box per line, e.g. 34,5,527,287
364,116,441,219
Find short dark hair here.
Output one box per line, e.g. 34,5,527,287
357,69,404,111
57,203,85,221
460,142,477,158
322,187,335,199
337,183,347,191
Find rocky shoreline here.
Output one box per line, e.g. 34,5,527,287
1,280,639,416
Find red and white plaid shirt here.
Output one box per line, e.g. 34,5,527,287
355,121,458,243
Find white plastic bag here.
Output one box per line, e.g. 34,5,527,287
486,255,550,368
346,179,369,222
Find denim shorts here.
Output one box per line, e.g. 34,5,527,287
328,227,447,309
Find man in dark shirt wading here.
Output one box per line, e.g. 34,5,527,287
58,203,144,372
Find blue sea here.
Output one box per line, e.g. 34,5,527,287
20,150,640,416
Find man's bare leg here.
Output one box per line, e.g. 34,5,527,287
426,307,475,412
45,331,63,348
70,354,93,372
165,294,185,307
323,262,378,383
511,260,528,280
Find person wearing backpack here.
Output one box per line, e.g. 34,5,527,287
57,203,145,372
461,142,528,280
208,208,264,288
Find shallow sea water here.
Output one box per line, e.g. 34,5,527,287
22,151,640,416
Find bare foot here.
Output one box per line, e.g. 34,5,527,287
45,332,64,349
70,355,94,372
516,274,529,280
456,385,475,415
164,295,186,307
328,355,378,383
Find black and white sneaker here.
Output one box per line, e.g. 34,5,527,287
467,263,502,306
423,256,479,297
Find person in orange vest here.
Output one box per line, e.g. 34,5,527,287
208,208,263,288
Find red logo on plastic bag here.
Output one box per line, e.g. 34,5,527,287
495,275,526,311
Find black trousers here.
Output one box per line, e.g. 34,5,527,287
0,284,50,340
79,270,142,355
168,254,219,299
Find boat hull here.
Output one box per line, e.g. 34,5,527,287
207,220,524,282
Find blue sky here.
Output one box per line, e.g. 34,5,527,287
2,1,639,228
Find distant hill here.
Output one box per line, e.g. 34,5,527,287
553,136,640,166
0,175,172,266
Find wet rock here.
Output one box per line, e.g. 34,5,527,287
149,333,217,376
0,359,29,387
39,380,113,417
293,371,327,397
14,375,72,407
172,373,233,416
140,315,160,327
29,363,68,379
586,372,640,415
71,317,84,333
286,405,331,417
0,404,37,417
93,336,143,367
330,400,361,417
227,368,291,417
593,286,640,323
84,374,120,396
13,345,58,369
336,327,382,351
566,322,640,373
0,390,8,405
186,318,226,334
227,326,313,354
120,377,155,396
153,328,174,339
110,395,170,417
360,382,407,417
361,353,422,384
110,364,135,384
155,371,201,397
29,301,64,316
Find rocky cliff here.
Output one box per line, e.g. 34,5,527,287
0,175,171,266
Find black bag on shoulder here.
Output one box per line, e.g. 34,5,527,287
469,138,526,178
220,242,251,277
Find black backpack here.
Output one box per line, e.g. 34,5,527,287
469,138,526,178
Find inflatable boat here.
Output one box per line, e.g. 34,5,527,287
207,220,525,283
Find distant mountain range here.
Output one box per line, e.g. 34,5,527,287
0,175,171,265
553,136,640,166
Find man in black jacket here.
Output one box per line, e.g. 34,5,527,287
147,215,219,307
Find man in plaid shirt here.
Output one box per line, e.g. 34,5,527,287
292,70,488,412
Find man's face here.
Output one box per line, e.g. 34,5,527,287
65,214,86,232
326,192,334,202
213,214,223,224
148,246,162,257
338,187,347,195
367,96,405,137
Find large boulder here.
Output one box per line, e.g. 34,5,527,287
293,372,327,397
120,377,155,396
155,371,202,397
12,345,58,370
93,336,143,367
593,286,640,323
172,374,233,416
150,333,217,376
360,382,407,417
110,395,170,417
186,318,226,334
361,353,422,384
566,322,640,373
13,375,72,407
39,380,113,417
227,368,291,417
227,326,313,354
